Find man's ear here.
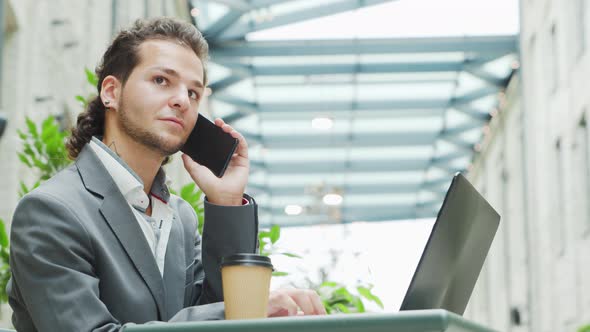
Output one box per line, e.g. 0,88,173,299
100,75,122,111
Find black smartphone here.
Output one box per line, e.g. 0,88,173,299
181,114,239,178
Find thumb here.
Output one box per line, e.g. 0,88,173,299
182,154,205,180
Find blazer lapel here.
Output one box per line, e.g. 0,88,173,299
162,213,185,318
76,146,167,320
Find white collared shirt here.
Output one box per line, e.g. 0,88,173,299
89,139,173,277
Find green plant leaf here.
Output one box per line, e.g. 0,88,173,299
319,281,339,288
34,140,43,155
272,271,288,277
17,153,32,168
17,130,27,140
31,156,50,173
75,95,87,106
180,183,196,200
0,219,8,248
41,124,58,142
85,67,98,86
23,143,34,157
25,117,39,139
269,224,280,244
41,116,55,132
192,189,203,203
352,296,365,312
279,252,302,259
333,287,354,303
579,325,590,332
357,285,384,308
0,251,8,264
19,181,29,197
333,303,350,313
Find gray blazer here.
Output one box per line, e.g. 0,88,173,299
6,145,259,331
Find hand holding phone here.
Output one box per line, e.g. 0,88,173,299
181,114,239,178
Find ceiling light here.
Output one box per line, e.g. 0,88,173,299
312,117,333,130
285,205,303,215
323,193,343,206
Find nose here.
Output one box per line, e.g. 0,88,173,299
169,87,190,112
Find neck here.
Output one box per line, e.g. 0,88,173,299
102,131,165,195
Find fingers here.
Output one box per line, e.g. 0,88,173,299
287,289,315,315
292,289,326,315
268,289,326,317
268,291,299,317
215,118,248,160
309,290,327,315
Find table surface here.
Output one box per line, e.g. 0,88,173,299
123,309,497,332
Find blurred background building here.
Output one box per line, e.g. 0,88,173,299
0,0,588,331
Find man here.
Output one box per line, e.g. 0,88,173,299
7,17,325,332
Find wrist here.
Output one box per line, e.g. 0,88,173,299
207,193,244,206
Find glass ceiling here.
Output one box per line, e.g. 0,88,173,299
189,0,519,227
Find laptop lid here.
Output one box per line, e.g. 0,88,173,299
399,173,500,315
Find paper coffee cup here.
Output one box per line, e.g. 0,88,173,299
220,253,273,320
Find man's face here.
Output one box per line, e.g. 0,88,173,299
116,39,205,156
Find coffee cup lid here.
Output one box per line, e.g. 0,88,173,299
220,253,274,269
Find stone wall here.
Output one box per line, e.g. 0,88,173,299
0,0,200,327
464,0,590,330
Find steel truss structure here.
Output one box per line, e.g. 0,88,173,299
189,0,519,227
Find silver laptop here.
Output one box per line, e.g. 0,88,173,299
399,173,500,315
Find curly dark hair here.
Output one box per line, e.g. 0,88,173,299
66,17,209,159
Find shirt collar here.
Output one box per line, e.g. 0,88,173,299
89,137,171,206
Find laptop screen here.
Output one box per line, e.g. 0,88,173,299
399,173,500,315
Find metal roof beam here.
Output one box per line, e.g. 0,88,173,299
257,131,439,148
463,55,513,88
263,99,446,112
218,0,395,40
214,86,496,114
441,122,484,136
257,109,445,120
253,78,458,87
260,159,430,174
241,132,262,145
464,67,509,88
248,152,467,173
222,111,251,124
216,56,502,77
452,86,498,105
261,203,427,217
248,178,451,196
259,211,439,227
240,123,483,149
214,94,258,112
218,61,465,76
201,9,245,39
205,0,253,11
211,35,518,57
250,0,301,8
440,136,475,152
208,74,246,92
453,105,492,122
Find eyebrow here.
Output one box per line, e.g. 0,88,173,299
151,66,204,89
